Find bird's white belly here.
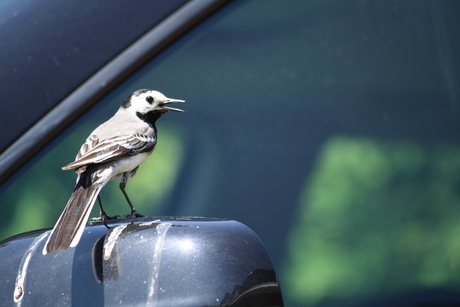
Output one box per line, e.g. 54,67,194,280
110,152,151,178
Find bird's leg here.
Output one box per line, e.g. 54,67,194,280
91,195,120,226
120,171,144,218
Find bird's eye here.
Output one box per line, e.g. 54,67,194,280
146,96,154,104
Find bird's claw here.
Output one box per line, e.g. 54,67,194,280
124,211,144,219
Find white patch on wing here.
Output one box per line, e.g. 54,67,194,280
121,134,155,150
137,134,156,143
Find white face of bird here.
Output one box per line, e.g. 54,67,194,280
124,89,184,114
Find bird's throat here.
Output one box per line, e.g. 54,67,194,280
136,111,164,127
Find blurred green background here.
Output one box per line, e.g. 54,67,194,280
286,137,460,305
1,0,460,306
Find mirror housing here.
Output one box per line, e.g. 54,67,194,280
0,217,283,306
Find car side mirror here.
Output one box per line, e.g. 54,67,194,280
0,217,283,306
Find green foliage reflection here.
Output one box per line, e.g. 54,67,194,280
285,136,460,305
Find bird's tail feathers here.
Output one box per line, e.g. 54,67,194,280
43,171,106,255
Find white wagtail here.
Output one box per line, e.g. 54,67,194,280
43,89,184,255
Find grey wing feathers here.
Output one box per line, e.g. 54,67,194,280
62,133,156,171
76,135,99,160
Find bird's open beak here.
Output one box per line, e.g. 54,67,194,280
160,98,185,112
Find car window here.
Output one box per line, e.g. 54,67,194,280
1,0,460,306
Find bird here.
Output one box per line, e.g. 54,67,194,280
42,89,184,255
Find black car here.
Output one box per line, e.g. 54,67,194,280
1,0,460,306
